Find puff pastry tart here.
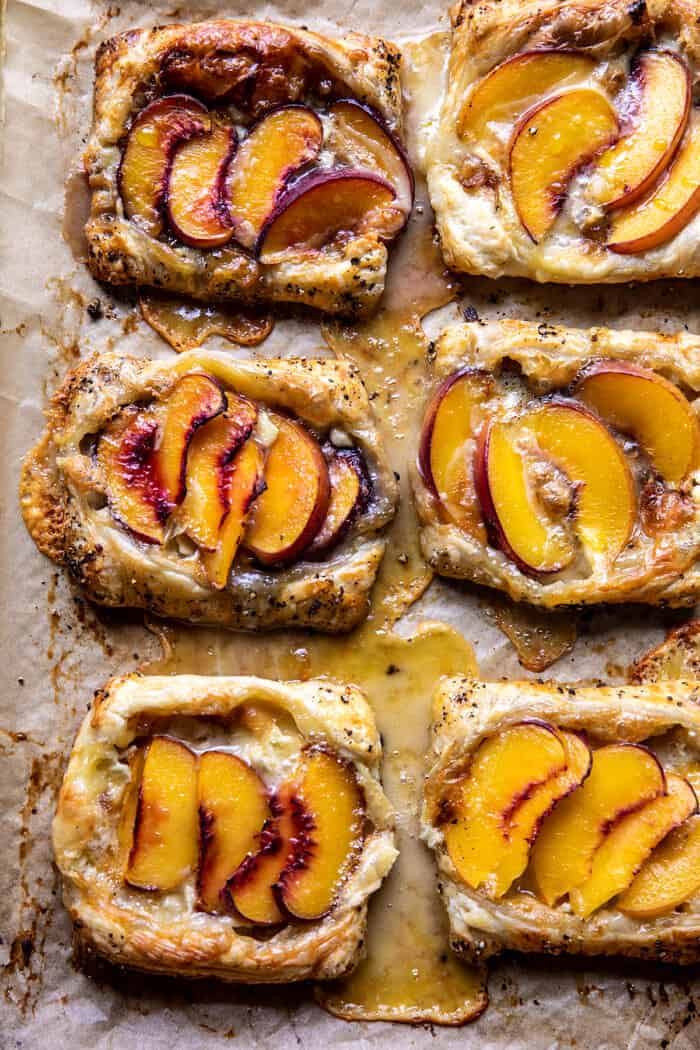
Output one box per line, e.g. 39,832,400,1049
414,318,700,607
53,673,397,982
429,0,700,282
20,350,398,632
422,675,700,964
84,20,413,316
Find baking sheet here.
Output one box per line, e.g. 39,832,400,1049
2,0,700,1046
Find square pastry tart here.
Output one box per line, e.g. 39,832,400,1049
84,19,413,316
53,673,397,982
413,319,700,607
20,350,398,632
428,0,700,282
422,675,700,964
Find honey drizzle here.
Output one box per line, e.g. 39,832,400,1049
139,292,274,352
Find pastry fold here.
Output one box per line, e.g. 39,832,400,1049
53,673,397,983
422,675,700,964
21,350,397,632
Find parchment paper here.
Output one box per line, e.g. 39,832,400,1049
2,1,700,1046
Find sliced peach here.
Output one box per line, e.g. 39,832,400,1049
117,746,145,876
457,49,596,144
476,400,636,575
443,721,567,894
154,373,226,510
530,743,666,907
618,812,700,917
419,369,493,543
307,449,369,555
118,95,211,238
177,397,258,550
275,746,365,921
197,750,269,914
244,413,329,566
327,99,414,217
570,773,697,917
607,114,700,253
258,170,399,263
97,407,168,545
167,120,236,247
226,105,323,250
125,737,199,892
202,438,266,588
509,89,619,242
573,360,700,484
592,50,690,210
490,729,592,899
226,785,296,925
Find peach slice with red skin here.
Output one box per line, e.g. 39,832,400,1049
119,94,211,238
167,120,236,248
475,400,636,576
509,89,619,242
327,99,414,220
244,413,330,566
226,784,296,925
125,736,199,892
530,743,666,906
177,396,258,550
617,811,700,918
98,408,169,545
154,373,226,510
573,360,700,484
307,448,370,556
197,750,270,914
257,170,400,263
275,746,365,921
607,113,700,253
442,720,568,894
226,105,323,250
489,729,592,899
592,50,690,210
458,49,597,145
418,369,493,544
570,772,697,917
202,438,266,588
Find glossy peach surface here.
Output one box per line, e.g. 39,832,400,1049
167,120,236,247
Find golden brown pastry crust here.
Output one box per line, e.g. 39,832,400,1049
428,0,700,282
85,19,405,317
422,675,700,964
413,319,700,607
53,673,397,983
20,350,398,632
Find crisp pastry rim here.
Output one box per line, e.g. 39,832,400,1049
53,672,397,983
421,674,700,964
428,0,700,283
84,18,406,316
20,349,398,633
413,317,700,608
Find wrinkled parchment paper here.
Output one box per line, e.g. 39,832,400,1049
2,0,700,1046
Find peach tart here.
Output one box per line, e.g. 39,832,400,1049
52,674,396,982
414,319,700,607
84,20,413,317
429,0,700,282
422,676,700,963
20,351,397,632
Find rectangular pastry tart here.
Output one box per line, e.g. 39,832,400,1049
414,319,700,607
429,0,700,282
423,675,700,964
20,350,398,632
53,673,397,982
85,19,413,316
